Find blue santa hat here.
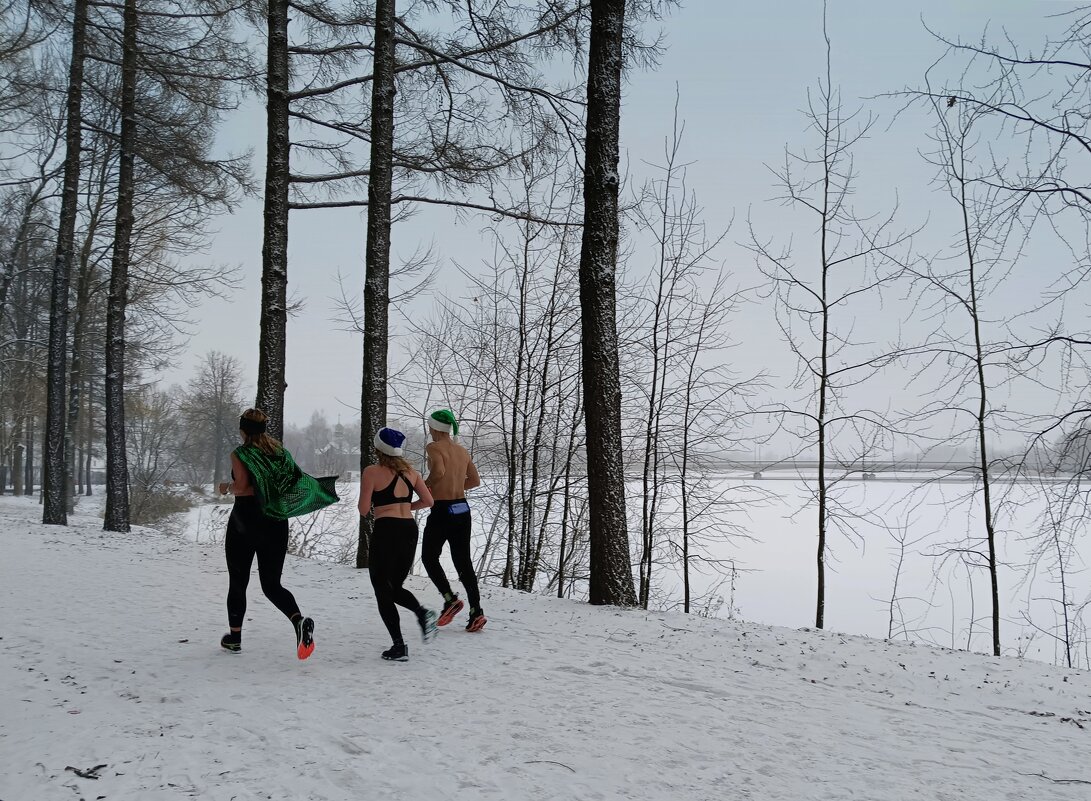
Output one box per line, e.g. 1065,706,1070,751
374,427,406,457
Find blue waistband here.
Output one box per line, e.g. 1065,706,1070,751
433,499,470,514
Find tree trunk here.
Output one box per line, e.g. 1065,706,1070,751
65,247,95,511
503,295,524,587
524,261,566,592
255,0,290,440
578,0,636,607
680,387,694,615
212,414,225,486
42,0,89,525
13,419,24,497
357,0,397,569
0,411,7,494
816,394,827,629
556,386,582,599
0,200,38,323
103,0,138,533
76,431,84,494
961,179,1001,657
815,83,834,630
84,370,94,495
25,411,34,496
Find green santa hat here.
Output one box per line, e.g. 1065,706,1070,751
428,409,459,436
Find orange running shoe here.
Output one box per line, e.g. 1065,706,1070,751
465,609,486,633
437,597,464,626
295,616,315,660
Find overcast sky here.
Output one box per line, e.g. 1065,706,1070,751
162,0,1075,440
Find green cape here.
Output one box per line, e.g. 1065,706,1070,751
233,444,338,520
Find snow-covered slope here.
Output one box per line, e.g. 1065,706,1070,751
2,494,1089,801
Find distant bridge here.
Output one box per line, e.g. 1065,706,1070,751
696,460,1076,483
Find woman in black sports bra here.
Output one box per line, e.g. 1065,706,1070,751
358,427,438,661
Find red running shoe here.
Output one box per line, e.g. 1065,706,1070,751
466,610,487,633
295,616,315,660
437,597,464,627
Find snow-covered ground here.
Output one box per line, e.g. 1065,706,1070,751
2,493,1090,801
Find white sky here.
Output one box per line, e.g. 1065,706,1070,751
163,0,1077,440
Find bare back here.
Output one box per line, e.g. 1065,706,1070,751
425,437,480,501
359,464,433,520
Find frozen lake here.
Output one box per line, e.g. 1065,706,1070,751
665,476,1088,664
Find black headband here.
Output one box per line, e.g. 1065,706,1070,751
240,416,267,435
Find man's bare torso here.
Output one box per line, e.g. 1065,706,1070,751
426,437,479,501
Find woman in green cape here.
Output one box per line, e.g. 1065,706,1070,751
218,408,338,659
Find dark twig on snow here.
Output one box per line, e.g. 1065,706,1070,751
64,763,108,779
1021,771,1091,785
525,760,576,773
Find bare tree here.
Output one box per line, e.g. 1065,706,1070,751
747,14,911,629
918,4,1091,659
618,95,768,614
1018,474,1081,668
0,106,62,320
0,193,52,499
384,147,591,596
178,351,248,487
124,382,192,524
908,91,1031,656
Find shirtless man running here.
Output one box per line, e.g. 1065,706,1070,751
421,409,486,632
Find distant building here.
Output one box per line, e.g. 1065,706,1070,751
313,422,359,477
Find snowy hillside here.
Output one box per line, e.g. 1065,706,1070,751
2,494,1089,801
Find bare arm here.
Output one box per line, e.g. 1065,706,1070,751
410,470,434,511
357,468,375,516
226,452,252,495
424,443,446,488
465,456,481,491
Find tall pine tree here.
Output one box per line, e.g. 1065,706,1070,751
579,0,636,606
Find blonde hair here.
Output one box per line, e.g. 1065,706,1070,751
240,408,282,456
377,451,413,475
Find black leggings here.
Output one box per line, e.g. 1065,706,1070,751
225,497,300,629
422,501,481,611
369,517,424,643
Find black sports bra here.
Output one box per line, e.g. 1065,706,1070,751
372,472,414,508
